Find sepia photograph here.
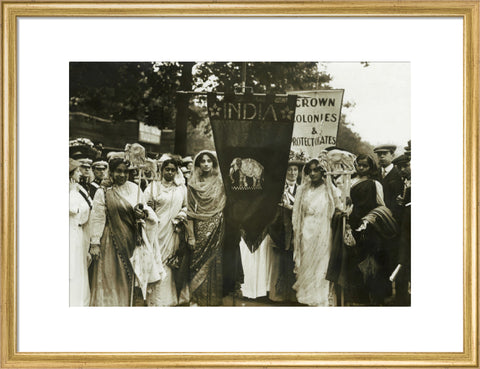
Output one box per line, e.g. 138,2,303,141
3,3,476,365
69,61,411,307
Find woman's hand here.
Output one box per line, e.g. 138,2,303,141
284,203,294,210
356,219,369,232
146,200,154,208
345,204,353,216
134,204,146,220
187,237,196,249
89,244,101,260
174,213,186,223
396,194,405,206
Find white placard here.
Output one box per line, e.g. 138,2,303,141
290,90,344,157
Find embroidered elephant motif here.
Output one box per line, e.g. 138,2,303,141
229,158,264,189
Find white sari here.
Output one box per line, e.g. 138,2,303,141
144,180,187,306
292,176,341,306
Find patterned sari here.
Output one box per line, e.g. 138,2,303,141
89,181,164,306
186,151,226,306
189,212,224,305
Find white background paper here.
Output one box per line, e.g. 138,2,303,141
17,17,463,352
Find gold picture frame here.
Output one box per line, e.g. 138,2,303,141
1,1,478,367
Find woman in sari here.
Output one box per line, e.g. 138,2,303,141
69,158,92,306
89,158,161,306
347,154,396,305
292,156,342,306
184,150,226,306
144,158,187,306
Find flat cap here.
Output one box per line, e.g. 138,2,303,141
77,158,92,168
92,160,108,169
373,144,397,153
392,154,410,165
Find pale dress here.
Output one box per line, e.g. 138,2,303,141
69,183,91,306
293,184,336,306
239,236,273,299
144,181,187,306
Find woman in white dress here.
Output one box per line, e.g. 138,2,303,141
69,158,92,306
144,158,188,306
292,156,342,306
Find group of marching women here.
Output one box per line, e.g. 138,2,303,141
70,150,225,306
69,142,411,307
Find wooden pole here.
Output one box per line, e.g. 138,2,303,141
130,168,144,307
174,92,189,156
340,172,352,307
241,62,247,94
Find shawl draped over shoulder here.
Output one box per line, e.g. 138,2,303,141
187,151,226,219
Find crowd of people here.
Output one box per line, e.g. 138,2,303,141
69,139,411,307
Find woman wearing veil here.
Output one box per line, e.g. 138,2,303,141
292,154,342,306
184,150,226,306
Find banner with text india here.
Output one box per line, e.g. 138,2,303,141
207,92,297,250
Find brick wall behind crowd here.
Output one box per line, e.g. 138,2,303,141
69,113,175,156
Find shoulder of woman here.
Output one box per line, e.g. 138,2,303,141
126,180,141,191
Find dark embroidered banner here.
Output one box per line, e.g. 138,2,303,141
208,92,297,251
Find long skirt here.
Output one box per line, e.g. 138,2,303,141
188,212,224,306
89,223,133,306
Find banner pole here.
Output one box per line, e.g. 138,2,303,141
241,62,246,94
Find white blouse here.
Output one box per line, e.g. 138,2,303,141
89,181,158,244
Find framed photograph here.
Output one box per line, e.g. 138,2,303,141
1,1,478,367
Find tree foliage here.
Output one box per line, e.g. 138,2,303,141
70,61,373,154
70,62,183,128
336,115,375,156
193,62,331,94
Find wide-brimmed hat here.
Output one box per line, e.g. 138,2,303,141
69,138,98,160
106,151,125,162
288,150,307,168
288,159,305,168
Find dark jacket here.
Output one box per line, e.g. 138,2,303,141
378,166,404,220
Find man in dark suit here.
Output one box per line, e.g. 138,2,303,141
374,145,404,220
390,153,411,306
373,145,404,305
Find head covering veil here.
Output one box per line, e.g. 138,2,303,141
292,152,342,262
157,154,185,186
187,150,226,220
